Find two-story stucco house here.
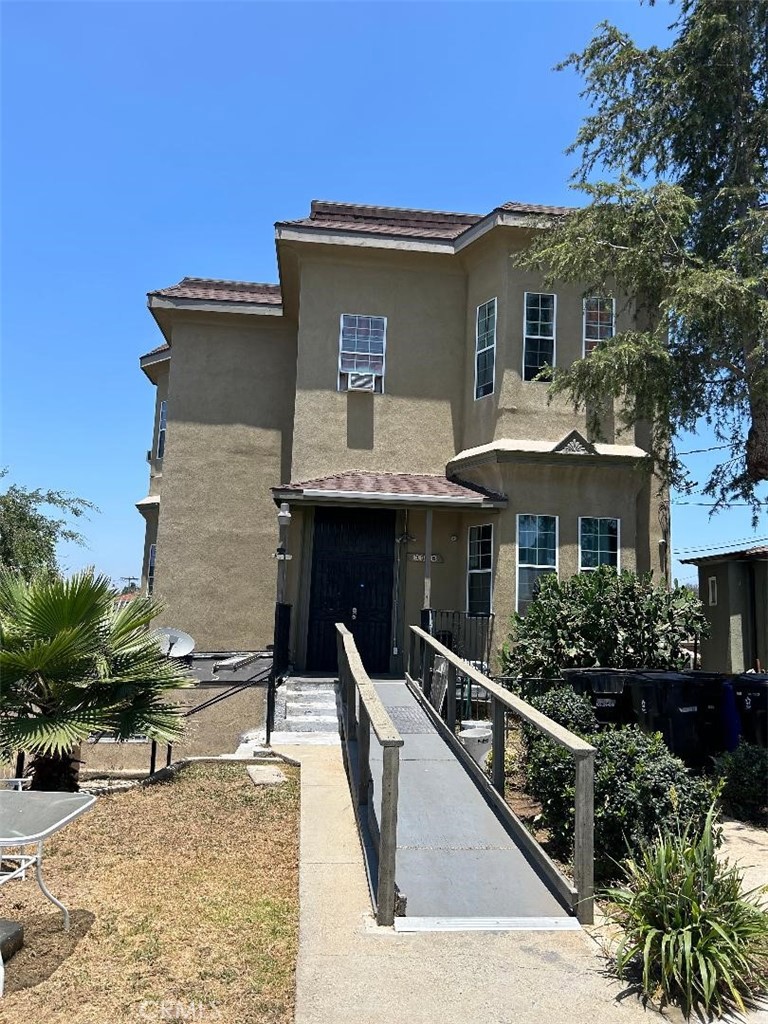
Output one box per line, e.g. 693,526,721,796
137,199,668,673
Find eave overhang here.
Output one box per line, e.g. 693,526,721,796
271,487,506,510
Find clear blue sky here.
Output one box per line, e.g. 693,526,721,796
3,1,765,588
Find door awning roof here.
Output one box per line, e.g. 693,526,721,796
272,472,506,509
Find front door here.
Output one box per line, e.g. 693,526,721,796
306,507,395,673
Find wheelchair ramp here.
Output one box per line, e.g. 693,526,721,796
369,679,576,928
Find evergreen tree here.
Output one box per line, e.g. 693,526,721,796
518,0,768,516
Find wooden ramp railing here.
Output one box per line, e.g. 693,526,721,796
408,625,596,925
336,623,404,926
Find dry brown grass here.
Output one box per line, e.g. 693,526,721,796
1,762,299,1024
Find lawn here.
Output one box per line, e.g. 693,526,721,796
1,762,299,1024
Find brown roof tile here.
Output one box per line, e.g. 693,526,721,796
274,471,506,503
277,198,574,243
139,343,170,360
499,200,575,216
149,277,282,305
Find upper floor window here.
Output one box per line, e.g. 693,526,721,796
467,524,493,615
147,543,156,595
523,292,556,381
474,298,496,400
338,314,386,393
579,517,619,570
708,576,717,607
517,514,557,612
156,400,167,460
583,297,615,356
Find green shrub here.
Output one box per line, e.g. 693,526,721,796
500,566,709,679
522,687,598,750
715,742,768,827
524,719,714,879
605,804,768,1017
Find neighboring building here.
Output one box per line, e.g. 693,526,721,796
137,199,668,671
681,546,768,673
113,588,140,612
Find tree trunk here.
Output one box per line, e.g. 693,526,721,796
29,749,81,791
746,395,768,483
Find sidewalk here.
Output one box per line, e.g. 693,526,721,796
274,741,678,1024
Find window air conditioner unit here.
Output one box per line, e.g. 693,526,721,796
348,372,376,392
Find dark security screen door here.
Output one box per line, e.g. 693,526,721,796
306,507,395,673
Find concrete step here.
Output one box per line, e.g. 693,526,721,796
270,730,340,746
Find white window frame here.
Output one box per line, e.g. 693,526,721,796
147,543,156,595
522,292,557,381
708,576,718,607
582,297,616,358
337,313,387,394
516,513,559,613
156,399,167,460
474,297,497,401
466,523,494,615
578,516,621,571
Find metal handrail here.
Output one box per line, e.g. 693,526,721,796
407,624,595,925
336,623,403,926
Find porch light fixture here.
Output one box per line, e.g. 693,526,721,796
277,503,292,529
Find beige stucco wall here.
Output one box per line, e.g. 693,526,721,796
459,229,631,452
151,314,297,651
289,249,467,480
137,224,665,660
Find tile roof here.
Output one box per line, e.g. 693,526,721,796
499,200,575,217
149,277,282,305
139,343,170,360
274,471,506,503
277,199,573,242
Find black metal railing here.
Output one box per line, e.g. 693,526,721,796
422,610,495,668
153,660,272,772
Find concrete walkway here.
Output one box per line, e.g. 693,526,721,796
274,741,674,1024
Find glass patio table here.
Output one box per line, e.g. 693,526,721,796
0,790,96,995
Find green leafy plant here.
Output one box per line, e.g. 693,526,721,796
501,567,709,679
485,745,518,779
605,804,768,1017
0,569,193,790
522,694,713,879
715,742,768,828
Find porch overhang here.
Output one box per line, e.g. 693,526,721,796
271,471,507,510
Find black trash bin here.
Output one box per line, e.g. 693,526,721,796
561,668,637,728
732,674,768,747
683,671,740,756
630,671,703,766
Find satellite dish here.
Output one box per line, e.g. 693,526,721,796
154,627,196,658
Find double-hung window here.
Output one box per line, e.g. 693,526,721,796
156,400,167,460
579,517,619,570
147,543,156,595
523,292,556,381
338,314,386,393
583,297,615,356
517,514,557,612
474,298,496,399
467,524,493,615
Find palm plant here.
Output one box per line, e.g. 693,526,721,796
0,569,193,790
